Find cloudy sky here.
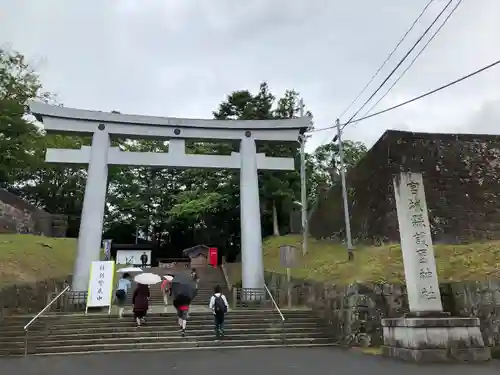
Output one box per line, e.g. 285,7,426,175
2,0,499,151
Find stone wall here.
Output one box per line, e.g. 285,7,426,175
264,272,500,347
309,130,500,244
0,189,68,237
0,276,71,314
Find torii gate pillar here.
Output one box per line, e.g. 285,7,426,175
240,136,264,290
73,126,110,292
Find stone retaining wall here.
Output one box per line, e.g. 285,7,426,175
264,271,500,347
0,276,71,314
0,189,68,237
309,130,500,244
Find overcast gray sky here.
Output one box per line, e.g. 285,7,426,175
1,0,499,151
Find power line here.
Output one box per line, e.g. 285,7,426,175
307,59,500,133
336,0,436,121
312,0,437,150
359,0,464,121
344,0,454,126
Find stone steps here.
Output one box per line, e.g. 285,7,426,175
2,337,334,356
7,331,331,348
2,321,320,335
124,290,227,305
123,266,228,306
0,309,334,356
3,338,336,356
1,325,320,341
2,312,316,330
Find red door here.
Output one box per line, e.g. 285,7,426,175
209,247,218,267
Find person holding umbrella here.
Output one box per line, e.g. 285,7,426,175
132,272,161,327
132,283,150,327
171,273,197,337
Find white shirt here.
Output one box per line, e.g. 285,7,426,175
209,293,229,311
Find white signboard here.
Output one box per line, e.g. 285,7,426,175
393,172,443,313
116,250,152,265
86,261,115,313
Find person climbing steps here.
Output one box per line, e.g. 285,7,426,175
209,285,229,341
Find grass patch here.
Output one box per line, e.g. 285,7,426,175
263,235,500,284
0,234,114,288
228,235,500,285
0,234,77,288
2,233,500,288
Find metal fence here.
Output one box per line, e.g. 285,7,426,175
46,291,88,312
232,288,280,309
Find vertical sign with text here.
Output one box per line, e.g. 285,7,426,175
102,239,112,261
86,261,115,310
393,172,443,313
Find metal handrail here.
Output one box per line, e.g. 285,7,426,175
263,283,286,346
264,283,284,321
23,285,70,356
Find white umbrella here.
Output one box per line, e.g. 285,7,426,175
117,267,143,273
163,275,174,281
134,272,162,285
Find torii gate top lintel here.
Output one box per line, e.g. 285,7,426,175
29,101,309,142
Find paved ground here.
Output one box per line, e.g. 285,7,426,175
0,348,498,375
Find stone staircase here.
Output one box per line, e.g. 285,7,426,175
191,267,230,304
0,309,335,356
0,265,336,357
124,266,229,306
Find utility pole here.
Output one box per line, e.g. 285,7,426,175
336,119,354,260
299,99,308,256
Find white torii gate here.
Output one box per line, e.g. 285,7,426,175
29,101,309,293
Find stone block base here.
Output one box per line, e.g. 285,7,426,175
381,316,491,363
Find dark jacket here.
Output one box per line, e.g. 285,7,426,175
132,284,150,312
140,254,148,263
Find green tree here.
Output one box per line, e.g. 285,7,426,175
214,83,310,237
307,140,367,206
0,49,49,187
0,48,89,235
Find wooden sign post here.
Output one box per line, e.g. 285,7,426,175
280,245,297,308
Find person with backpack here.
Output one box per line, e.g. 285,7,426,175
115,272,131,319
208,285,229,340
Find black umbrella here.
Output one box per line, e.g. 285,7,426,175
171,273,197,307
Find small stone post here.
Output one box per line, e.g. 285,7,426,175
381,172,490,363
